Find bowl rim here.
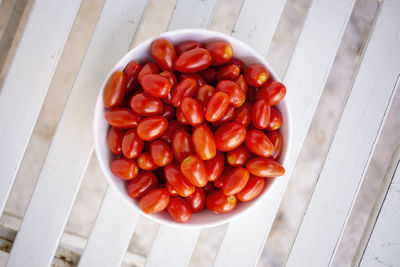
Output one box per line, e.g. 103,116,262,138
93,28,292,229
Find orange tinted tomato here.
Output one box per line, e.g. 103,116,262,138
137,152,158,171
110,158,139,180
159,120,187,144
176,107,189,125
175,40,202,56
252,99,271,129
164,164,195,197
205,91,230,122
233,102,252,127
160,104,175,120
192,125,216,160
179,73,206,86
103,71,126,108
206,190,237,213
236,175,265,202
167,197,192,222
223,58,244,72
180,155,208,187
140,188,170,214
244,64,269,87
211,106,234,127
127,171,158,198
175,48,212,73
105,108,140,129
205,151,225,181
256,81,286,106
234,74,248,93
130,92,163,116
140,74,172,98
222,167,250,195
216,80,245,108
267,131,283,160
186,187,205,213
200,67,217,84
226,144,252,167
152,38,176,71
205,42,233,66
214,122,246,152
124,61,142,91
246,158,285,177
171,77,198,107
267,107,282,131
245,129,274,158
166,182,179,196
216,64,240,81
172,130,194,162
181,97,204,126
137,116,168,141
150,140,173,167
160,70,178,88
122,129,144,159
137,62,159,84
195,84,215,106
107,127,125,154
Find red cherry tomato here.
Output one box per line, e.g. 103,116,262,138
160,70,178,88
160,104,175,120
186,187,205,213
256,81,286,106
171,77,198,107
152,38,176,71
245,129,274,158
216,64,240,81
195,84,215,106
176,107,189,125
110,158,139,180
130,92,163,116
233,74,248,93
223,58,244,72
206,190,237,213
172,130,194,162
122,129,144,159
252,99,271,129
180,155,208,187
246,158,285,177
244,64,269,87
216,80,246,108
214,122,246,152
124,61,142,91
150,140,173,167
105,108,140,129
159,120,187,144
107,127,125,154
222,167,250,195
140,188,170,214
200,68,217,84
103,71,126,108
175,48,212,73
267,131,283,160
226,144,252,167
137,116,168,141
205,91,230,122
211,106,234,127
164,164,195,197
205,42,233,66
140,74,172,98
267,107,282,131
167,196,192,222
204,182,217,193
175,40,202,56
233,102,252,127
179,73,206,86
192,125,216,160
127,171,158,198
205,151,225,181
236,175,265,202
214,176,224,188
137,152,158,171
181,97,204,126
166,182,179,196
137,62,159,84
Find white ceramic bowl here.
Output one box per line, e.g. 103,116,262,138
94,28,292,228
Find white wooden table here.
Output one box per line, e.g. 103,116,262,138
0,0,399,266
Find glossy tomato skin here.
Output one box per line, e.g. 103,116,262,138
216,64,240,81
205,91,230,122
122,129,144,159
137,116,168,141
204,151,225,181
137,62,159,84
223,58,244,72
256,81,286,106
176,107,189,125
244,64,269,87
200,68,217,84
166,182,179,196
172,130,194,162
179,73,206,87
214,176,224,188
192,125,216,160
140,188,170,214
150,140,173,167
252,99,271,129
105,108,140,129
205,42,233,66
127,171,158,198
110,158,139,180
124,61,142,91
233,102,252,127
181,97,204,126
216,80,246,108
267,107,282,131
130,92,163,116
245,129,274,158
267,131,283,160
175,48,212,73
234,74,248,93
160,70,178,88
103,71,126,108
236,175,265,202
211,106,235,127
222,167,250,195
167,197,192,222
108,127,125,154
159,120,187,144
195,84,215,106
171,77,198,107
206,190,237,213
140,74,172,98
246,157,285,177
160,104,175,120
214,122,247,152
186,187,205,213
226,144,252,167
137,152,158,171
164,164,195,197
175,40,202,56
152,38,176,71
180,155,208,187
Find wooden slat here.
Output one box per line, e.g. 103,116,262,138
6,1,149,266
0,0,81,215
286,1,400,265
214,0,357,266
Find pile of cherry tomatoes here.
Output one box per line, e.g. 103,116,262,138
103,37,286,223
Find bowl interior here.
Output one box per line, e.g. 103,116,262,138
94,29,292,228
